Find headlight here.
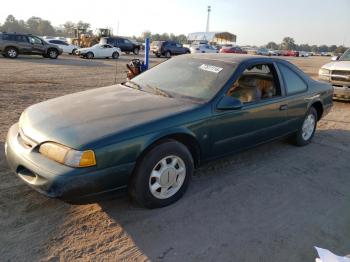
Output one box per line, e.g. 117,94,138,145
39,142,96,167
318,68,331,80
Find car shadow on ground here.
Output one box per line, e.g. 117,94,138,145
96,129,350,261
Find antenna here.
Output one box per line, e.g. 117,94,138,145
206,6,211,33
114,19,119,84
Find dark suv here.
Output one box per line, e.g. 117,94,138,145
151,41,190,58
100,37,141,55
0,33,63,59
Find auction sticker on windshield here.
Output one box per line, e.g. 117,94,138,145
199,64,223,73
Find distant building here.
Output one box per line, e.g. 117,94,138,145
187,32,237,45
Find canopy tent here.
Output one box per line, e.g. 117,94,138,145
187,32,237,45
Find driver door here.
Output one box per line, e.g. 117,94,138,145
28,36,46,54
210,62,290,156
97,45,109,57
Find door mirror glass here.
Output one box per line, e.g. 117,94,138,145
331,56,340,61
217,96,242,110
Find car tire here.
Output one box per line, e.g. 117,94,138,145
129,140,194,208
165,51,171,58
5,47,18,59
293,107,318,146
48,49,59,59
86,52,94,59
156,53,161,58
133,48,139,55
71,49,77,55
112,52,119,59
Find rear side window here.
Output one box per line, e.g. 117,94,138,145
278,63,307,95
2,34,15,41
16,35,28,42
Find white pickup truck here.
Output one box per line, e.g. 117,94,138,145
319,49,350,100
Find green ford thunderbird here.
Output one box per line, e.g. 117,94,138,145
5,54,333,208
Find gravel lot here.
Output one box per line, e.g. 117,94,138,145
0,54,349,261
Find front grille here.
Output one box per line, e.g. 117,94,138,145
331,70,350,82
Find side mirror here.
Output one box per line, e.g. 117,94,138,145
331,56,340,61
217,96,242,110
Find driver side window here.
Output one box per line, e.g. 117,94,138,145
28,36,42,45
227,64,281,104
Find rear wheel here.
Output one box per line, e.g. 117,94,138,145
86,52,94,59
48,49,58,59
292,107,318,146
129,140,193,208
112,51,119,59
71,48,77,55
133,48,139,55
5,47,18,58
165,51,171,58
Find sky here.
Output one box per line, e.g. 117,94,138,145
1,0,349,46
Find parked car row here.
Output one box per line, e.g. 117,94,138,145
0,32,143,60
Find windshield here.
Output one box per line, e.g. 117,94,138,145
339,49,350,61
130,56,237,103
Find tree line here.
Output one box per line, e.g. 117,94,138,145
0,15,91,37
265,37,348,54
132,31,188,44
0,15,348,53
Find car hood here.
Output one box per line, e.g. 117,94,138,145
321,61,350,71
19,85,197,149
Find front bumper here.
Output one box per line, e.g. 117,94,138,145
333,85,350,100
5,124,134,201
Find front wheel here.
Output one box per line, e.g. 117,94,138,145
129,140,194,208
292,107,318,146
133,48,139,55
71,49,77,55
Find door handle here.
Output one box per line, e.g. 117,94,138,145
279,104,288,111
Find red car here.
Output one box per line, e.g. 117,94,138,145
219,46,247,54
281,50,299,57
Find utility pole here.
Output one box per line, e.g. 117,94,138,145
206,5,211,33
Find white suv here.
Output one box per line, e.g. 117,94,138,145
319,49,350,100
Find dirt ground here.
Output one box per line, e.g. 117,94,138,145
0,54,349,262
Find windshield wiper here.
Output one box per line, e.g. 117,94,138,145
145,85,173,98
122,80,142,90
